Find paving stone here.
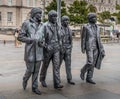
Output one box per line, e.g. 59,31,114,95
29,94,67,99
0,96,6,99
69,90,120,99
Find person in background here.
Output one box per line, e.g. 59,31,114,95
14,28,21,47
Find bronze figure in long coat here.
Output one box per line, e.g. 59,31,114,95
18,8,44,95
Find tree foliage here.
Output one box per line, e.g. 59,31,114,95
112,11,120,24
45,0,67,16
87,4,97,13
67,0,97,25
67,0,88,25
45,0,98,25
116,4,120,10
98,11,111,23
113,4,120,23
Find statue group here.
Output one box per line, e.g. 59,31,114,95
18,8,105,95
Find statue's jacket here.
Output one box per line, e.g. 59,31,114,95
61,26,73,50
18,18,44,62
40,21,61,52
81,23,105,69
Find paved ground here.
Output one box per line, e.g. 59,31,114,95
0,39,120,99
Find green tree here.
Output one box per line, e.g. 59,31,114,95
68,0,88,25
112,4,120,23
67,0,97,25
114,11,120,23
98,11,111,23
45,0,67,16
45,0,97,25
87,4,97,13
116,4,120,10
98,11,111,35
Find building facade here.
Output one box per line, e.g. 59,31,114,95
0,0,42,31
85,0,120,13
64,0,120,13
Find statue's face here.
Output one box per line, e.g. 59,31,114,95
49,14,57,24
34,12,42,22
62,18,69,27
89,17,97,24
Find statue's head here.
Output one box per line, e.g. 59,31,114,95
61,15,69,27
48,10,57,24
30,7,42,22
87,13,97,24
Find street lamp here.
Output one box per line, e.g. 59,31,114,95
57,0,61,24
56,0,61,37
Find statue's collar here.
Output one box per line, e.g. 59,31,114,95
30,18,40,25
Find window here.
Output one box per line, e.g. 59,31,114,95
33,0,37,6
8,0,12,6
7,12,13,22
0,0,2,5
27,0,30,6
0,12,1,21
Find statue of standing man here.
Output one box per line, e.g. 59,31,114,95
60,16,75,85
40,10,63,89
18,7,44,95
80,13,105,84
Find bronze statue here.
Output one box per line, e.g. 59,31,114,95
17,7,44,95
60,16,75,85
39,10,63,89
80,13,105,84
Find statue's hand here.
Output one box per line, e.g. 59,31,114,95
81,49,85,54
101,50,105,57
46,45,53,51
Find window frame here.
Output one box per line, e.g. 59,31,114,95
0,12,1,21
27,0,30,6
7,12,13,22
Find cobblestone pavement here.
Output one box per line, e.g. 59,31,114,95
0,39,120,99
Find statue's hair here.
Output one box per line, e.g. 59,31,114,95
61,15,69,21
87,13,96,19
48,10,57,17
30,7,42,18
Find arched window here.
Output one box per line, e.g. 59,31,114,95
7,12,13,22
